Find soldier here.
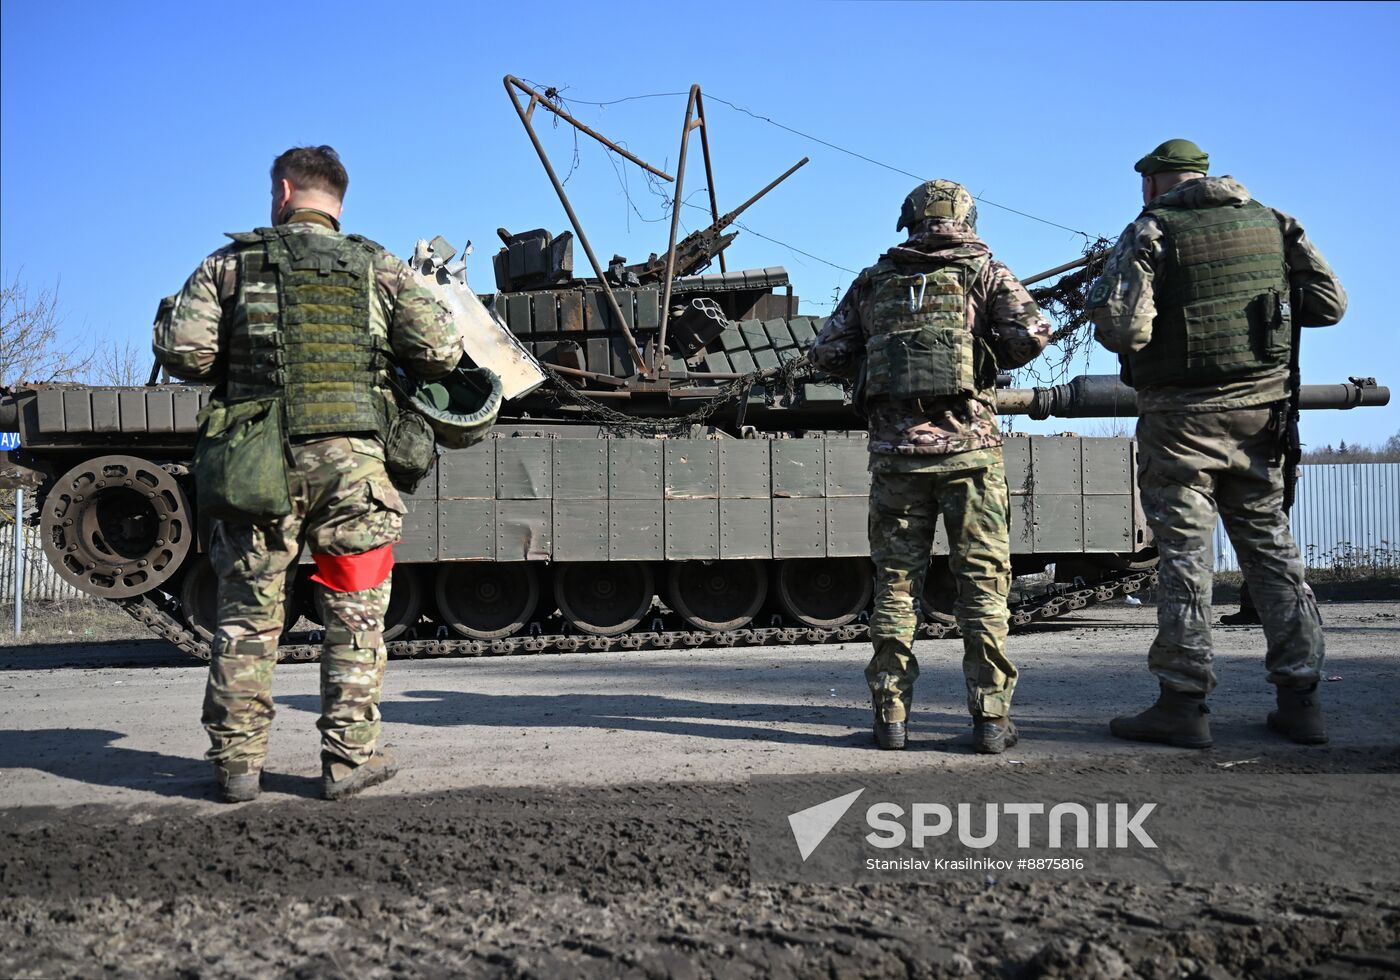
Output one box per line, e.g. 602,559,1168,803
810,180,1051,754
1087,139,1346,748
154,146,461,802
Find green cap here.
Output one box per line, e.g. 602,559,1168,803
1134,139,1209,176
897,179,977,232
408,365,502,450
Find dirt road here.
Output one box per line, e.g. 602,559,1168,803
2,602,1398,977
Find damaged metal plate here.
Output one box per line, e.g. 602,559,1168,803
409,237,547,401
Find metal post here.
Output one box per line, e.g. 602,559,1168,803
503,75,666,378
694,89,725,274
12,488,22,637
656,85,702,376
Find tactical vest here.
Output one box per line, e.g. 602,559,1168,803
860,255,994,404
1126,199,1290,389
222,226,391,440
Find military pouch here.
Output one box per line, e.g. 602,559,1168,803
384,409,438,494
865,327,973,402
1250,289,1291,367
193,398,293,523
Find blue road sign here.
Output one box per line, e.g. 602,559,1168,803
0,433,19,451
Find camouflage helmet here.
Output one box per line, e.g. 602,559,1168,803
407,365,503,450
897,179,977,233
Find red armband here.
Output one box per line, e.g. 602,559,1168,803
310,544,395,593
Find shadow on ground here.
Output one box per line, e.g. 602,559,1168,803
0,728,319,801
272,689,1133,754
0,641,199,671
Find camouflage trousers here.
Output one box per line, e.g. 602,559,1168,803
1137,407,1324,695
867,458,1015,721
202,436,406,774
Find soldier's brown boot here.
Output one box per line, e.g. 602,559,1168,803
1109,686,1213,749
1267,684,1328,744
972,716,1018,755
322,750,399,801
215,764,261,804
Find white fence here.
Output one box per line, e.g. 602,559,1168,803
0,523,90,604
1214,463,1400,572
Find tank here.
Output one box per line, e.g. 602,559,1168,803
0,76,1390,660
0,365,1387,661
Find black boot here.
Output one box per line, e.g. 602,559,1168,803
216,766,261,804
973,717,1018,755
1221,581,1260,626
1267,685,1328,744
1219,606,1261,626
871,687,911,751
873,719,907,751
1109,686,1213,749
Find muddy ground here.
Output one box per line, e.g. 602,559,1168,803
1,602,1398,978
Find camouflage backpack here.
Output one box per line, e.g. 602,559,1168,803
858,254,994,405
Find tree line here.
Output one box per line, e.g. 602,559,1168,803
1301,434,1400,465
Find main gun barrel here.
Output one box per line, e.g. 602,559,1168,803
996,375,1392,418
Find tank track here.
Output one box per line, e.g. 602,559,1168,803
118,568,1157,664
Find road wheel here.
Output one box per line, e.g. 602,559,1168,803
774,557,872,628
40,454,192,599
666,560,767,632
435,562,540,639
554,561,654,636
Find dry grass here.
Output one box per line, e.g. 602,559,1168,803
0,600,148,647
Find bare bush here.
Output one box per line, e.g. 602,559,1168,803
0,273,93,387
94,339,149,386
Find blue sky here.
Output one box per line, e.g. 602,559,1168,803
3,0,1397,448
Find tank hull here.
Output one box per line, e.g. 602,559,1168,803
2,379,1161,650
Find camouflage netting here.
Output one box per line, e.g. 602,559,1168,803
1019,237,1114,385
538,354,813,437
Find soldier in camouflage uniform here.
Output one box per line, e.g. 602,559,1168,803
810,180,1051,754
154,146,461,801
1087,139,1346,748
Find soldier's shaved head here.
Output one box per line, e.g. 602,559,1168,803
270,145,348,225
271,145,349,199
